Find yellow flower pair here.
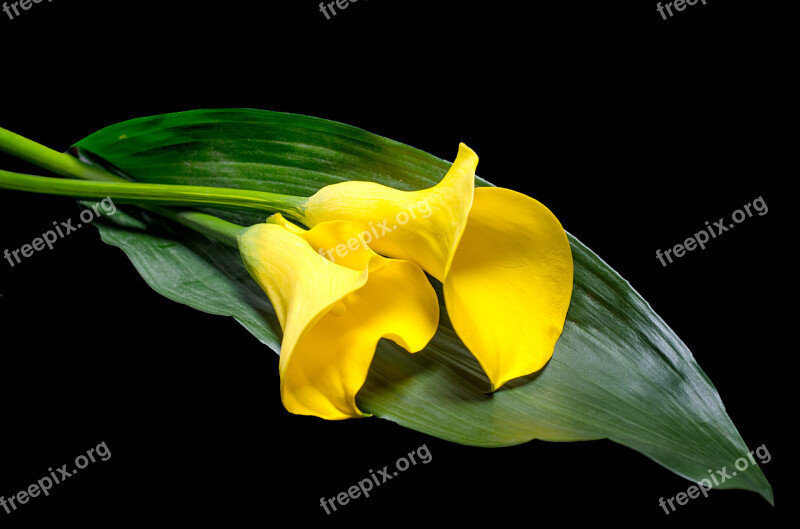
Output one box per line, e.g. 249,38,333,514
238,144,574,420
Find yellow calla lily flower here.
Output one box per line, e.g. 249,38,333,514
303,144,574,390
238,214,439,420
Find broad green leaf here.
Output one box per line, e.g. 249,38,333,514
73,109,772,502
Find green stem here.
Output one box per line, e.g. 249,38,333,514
147,206,244,248
0,128,256,246
0,167,244,246
0,168,307,219
0,127,309,222
0,127,121,183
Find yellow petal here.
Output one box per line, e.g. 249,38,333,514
444,187,574,390
304,143,477,281
270,213,375,271
238,219,439,420
302,144,574,390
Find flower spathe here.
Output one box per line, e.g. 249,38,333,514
237,215,439,420
303,144,574,390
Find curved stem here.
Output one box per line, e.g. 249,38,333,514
0,127,120,183
0,129,258,246
0,127,309,223
0,167,244,246
0,169,307,220
146,206,245,248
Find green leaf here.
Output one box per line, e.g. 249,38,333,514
73,109,772,502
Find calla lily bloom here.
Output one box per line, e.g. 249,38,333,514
303,144,574,390
0,125,570,393
238,214,439,419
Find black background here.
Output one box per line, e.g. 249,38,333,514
0,0,789,525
